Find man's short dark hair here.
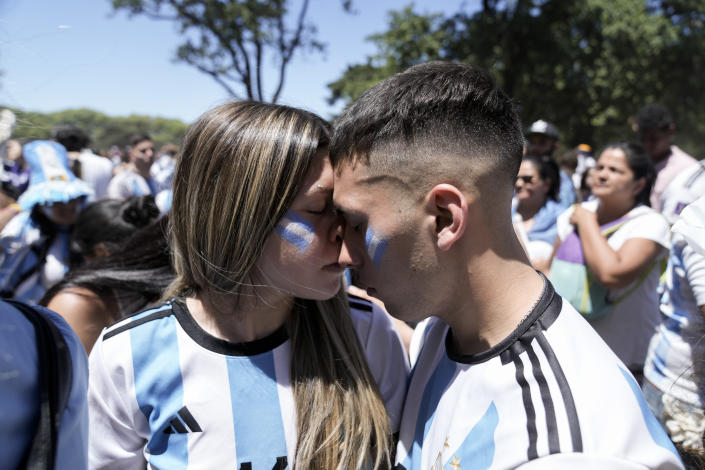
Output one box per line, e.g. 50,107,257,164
51,124,90,152
330,61,524,187
635,103,673,132
128,133,152,148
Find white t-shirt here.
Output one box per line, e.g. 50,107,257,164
88,297,409,469
107,169,156,200
395,280,683,470
555,200,671,369
78,149,113,200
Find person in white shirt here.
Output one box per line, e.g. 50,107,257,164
331,61,683,469
52,124,113,200
107,133,157,199
551,142,670,377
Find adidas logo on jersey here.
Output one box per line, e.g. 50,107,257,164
163,406,202,434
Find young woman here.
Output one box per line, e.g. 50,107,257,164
550,142,670,380
69,195,159,265
87,102,409,469
513,154,563,272
41,215,173,354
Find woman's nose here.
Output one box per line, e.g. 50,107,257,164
328,213,345,243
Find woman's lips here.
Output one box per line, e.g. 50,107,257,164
322,263,346,273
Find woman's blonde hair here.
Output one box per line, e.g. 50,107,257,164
165,101,392,469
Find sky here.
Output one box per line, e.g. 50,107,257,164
0,0,476,124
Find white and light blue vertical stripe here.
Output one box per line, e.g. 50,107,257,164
227,353,289,468
131,314,188,469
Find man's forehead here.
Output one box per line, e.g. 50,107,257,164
333,163,386,209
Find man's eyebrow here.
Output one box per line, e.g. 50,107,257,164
332,203,364,219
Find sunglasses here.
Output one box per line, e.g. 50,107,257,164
515,175,539,184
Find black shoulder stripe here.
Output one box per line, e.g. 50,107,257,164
103,307,173,341
526,344,561,455
513,351,539,460
349,299,373,312
536,332,583,452
347,293,367,302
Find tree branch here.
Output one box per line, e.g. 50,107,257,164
272,0,309,103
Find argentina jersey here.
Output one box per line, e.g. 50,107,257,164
395,279,684,470
88,296,409,469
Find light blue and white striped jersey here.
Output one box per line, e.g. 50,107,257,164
88,296,409,469
645,233,705,407
394,281,684,470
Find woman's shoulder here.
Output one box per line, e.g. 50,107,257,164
100,300,175,342
623,205,669,229
615,205,671,248
347,291,408,354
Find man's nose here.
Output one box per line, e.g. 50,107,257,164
338,239,359,269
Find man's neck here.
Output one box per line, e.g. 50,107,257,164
132,164,151,180
442,251,544,357
651,147,672,165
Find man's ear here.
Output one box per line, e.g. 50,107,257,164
427,184,467,251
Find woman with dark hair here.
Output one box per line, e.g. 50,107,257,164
69,195,159,265
513,154,563,271
550,142,670,380
41,216,173,353
87,102,408,469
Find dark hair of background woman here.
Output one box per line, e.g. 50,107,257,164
599,141,655,207
41,215,174,318
521,154,561,201
70,196,160,267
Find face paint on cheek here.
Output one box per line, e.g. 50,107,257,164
274,210,316,253
365,227,388,269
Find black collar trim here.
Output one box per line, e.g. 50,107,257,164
445,273,562,364
171,299,289,356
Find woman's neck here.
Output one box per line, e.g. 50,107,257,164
517,198,545,222
596,197,635,225
185,287,293,343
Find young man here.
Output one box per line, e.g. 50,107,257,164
331,62,683,469
107,133,157,199
635,103,697,212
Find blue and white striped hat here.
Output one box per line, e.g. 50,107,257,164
17,140,94,211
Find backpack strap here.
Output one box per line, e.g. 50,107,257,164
7,299,73,470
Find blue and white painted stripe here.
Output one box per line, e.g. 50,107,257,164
365,227,388,269
275,211,316,253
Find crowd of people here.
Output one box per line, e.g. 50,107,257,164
0,61,703,469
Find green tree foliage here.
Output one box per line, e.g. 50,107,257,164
5,106,188,152
328,1,705,157
111,0,348,102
